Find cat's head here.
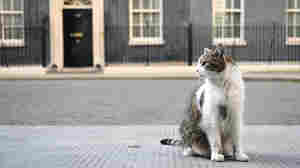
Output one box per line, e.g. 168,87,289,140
196,45,229,78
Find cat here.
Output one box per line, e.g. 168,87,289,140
160,45,249,162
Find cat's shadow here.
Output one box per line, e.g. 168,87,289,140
190,153,237,161
187,152,300,165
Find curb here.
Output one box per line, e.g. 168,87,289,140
0,73,300,81
0,65,299,81
242,72,300,81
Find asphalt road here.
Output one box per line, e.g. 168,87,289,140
0,80,299,125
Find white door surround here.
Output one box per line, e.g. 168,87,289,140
49,0,104,71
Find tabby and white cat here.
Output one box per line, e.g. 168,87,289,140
161,45,249,162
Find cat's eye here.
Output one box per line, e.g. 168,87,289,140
201,61,207,66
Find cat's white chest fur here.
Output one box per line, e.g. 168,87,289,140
205,81,227,105
197,85,224,131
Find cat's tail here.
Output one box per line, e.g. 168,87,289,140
160,138,182,146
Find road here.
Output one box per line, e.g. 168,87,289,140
0,80,299,125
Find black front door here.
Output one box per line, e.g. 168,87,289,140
63,9,93,67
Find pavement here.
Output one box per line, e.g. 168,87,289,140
0,125,300,168
0,63,300,80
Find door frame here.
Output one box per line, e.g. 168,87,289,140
49,0,104,71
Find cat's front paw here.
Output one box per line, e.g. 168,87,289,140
234,152,249,162
182,147,193,156
211,153,224,162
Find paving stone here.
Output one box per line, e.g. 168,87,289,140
0,125,300,168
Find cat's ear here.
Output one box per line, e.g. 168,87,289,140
203,48,210,55
215,44,224,57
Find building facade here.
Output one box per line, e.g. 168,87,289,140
192,0,300,62
0,0,299,70
0,0,190,70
